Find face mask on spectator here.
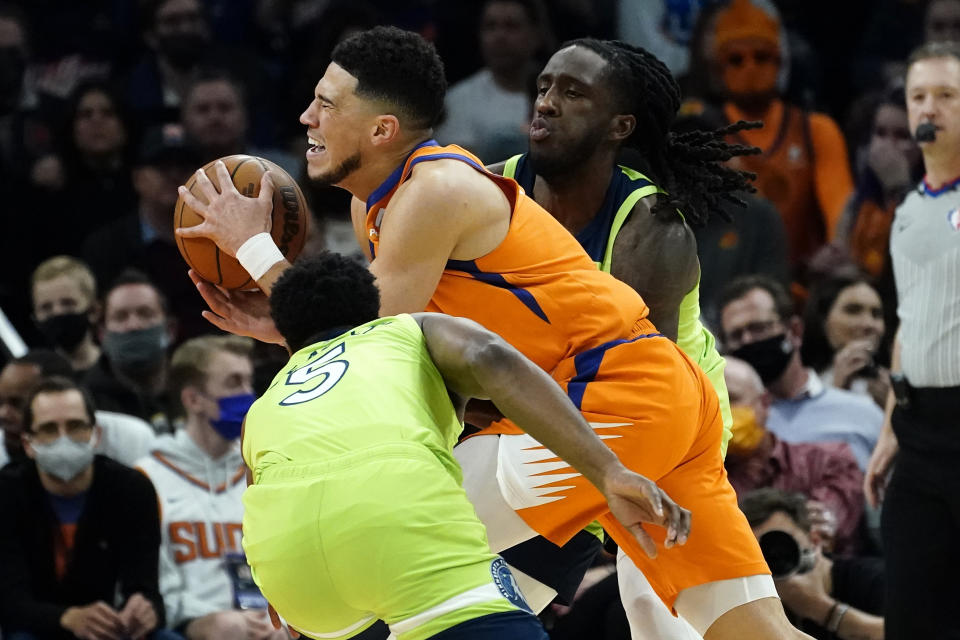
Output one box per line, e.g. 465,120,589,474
102,324,169,369
31,436,95,482
0,47,26,113
157,34,205,70
209,392,255,441
730,333,794,385
37,312,90,351
727,405,766,457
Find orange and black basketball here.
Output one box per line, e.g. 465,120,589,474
174,154,310,290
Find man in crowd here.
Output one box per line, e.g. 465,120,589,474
84,271,176,433
723,357,864,555
137,335,283,639
0,376,165,639
741,489,883,640
31,257,102,376
863,41,960,638
0,350,155,469
711,0,854,280
718,274,883,471
435,0,543,162
82,125,210,341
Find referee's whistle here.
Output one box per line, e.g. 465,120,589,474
915,122,938,142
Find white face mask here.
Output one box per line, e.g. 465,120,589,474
31,436,95,482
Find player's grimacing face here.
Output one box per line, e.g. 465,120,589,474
300,63,367,186
530,47,616,164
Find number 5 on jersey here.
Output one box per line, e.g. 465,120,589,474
280,342,349,406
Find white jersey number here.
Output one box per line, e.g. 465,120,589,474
279,342,348,406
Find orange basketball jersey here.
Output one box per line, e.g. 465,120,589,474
364,141,650,375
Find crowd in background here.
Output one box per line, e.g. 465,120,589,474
0,0,951,638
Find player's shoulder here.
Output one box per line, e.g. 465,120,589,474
402,156,497,205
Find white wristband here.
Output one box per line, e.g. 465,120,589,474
236,232,284,281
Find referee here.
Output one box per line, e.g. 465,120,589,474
864,41,960,639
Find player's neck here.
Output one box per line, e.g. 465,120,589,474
340,137,433,202
534,154,615,234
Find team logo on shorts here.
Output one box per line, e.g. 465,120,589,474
948,207,960,231
490,558,532,613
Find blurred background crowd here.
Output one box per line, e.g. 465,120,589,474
0,0,950,638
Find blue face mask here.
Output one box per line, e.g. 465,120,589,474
209,393,256,441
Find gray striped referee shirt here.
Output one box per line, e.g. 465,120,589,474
891,179,960,387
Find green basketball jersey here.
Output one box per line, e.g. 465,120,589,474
243,314,464,482
504,155,732,455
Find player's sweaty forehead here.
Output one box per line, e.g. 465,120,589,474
538,45,609,90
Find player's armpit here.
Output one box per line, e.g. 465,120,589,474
610,197,698,342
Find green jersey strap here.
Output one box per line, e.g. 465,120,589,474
599,166,663,273
502,154,522,179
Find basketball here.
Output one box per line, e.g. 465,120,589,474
174,155,310,290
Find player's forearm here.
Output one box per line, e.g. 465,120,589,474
254,259,292,296
472,341,623,493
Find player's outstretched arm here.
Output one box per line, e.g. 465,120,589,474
415,312,691,557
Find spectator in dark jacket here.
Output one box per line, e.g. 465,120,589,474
0,376,166,640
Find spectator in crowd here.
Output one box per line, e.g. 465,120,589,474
801,273,890,407
741,489,884,640
616,0,723,77
863,41,960,639
724,357,864,555
0,350,155,469
126,0,274,143
718,274,884,470
137,335,278,639
31,256,101,376
671,103,791,321
33,82,138,256
836,88,922,282
711,0,854,281
435,0,543,162
0,376,166,640
84,271,177,433
126,0,215,127
179,68,300,175
0,3,49,189
82,124,210,342
924,0,960,44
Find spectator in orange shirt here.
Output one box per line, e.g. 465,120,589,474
711,0,854,280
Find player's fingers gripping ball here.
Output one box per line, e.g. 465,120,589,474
175,154,310,290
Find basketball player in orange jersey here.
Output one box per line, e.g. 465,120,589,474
177,26,811,640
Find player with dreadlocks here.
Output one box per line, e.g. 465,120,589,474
181,27,809,640
486,38,790,639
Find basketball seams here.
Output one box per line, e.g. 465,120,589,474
175,154,307,291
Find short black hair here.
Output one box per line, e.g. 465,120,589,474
23,375,97,432
718,274,795,325
739,488,810,532
563,39,761,226
103,269,169,317
15,350,75,379
331,26,447,130
270,253,380,352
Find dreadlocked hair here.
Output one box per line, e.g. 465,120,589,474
568,38,762,225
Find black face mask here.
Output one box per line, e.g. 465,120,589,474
731,333,795,385
0,47,26,114
37,311,90,351
157,33,206,70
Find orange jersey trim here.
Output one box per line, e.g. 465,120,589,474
150,451,246,494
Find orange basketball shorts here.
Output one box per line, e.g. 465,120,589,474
482,321,769,608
